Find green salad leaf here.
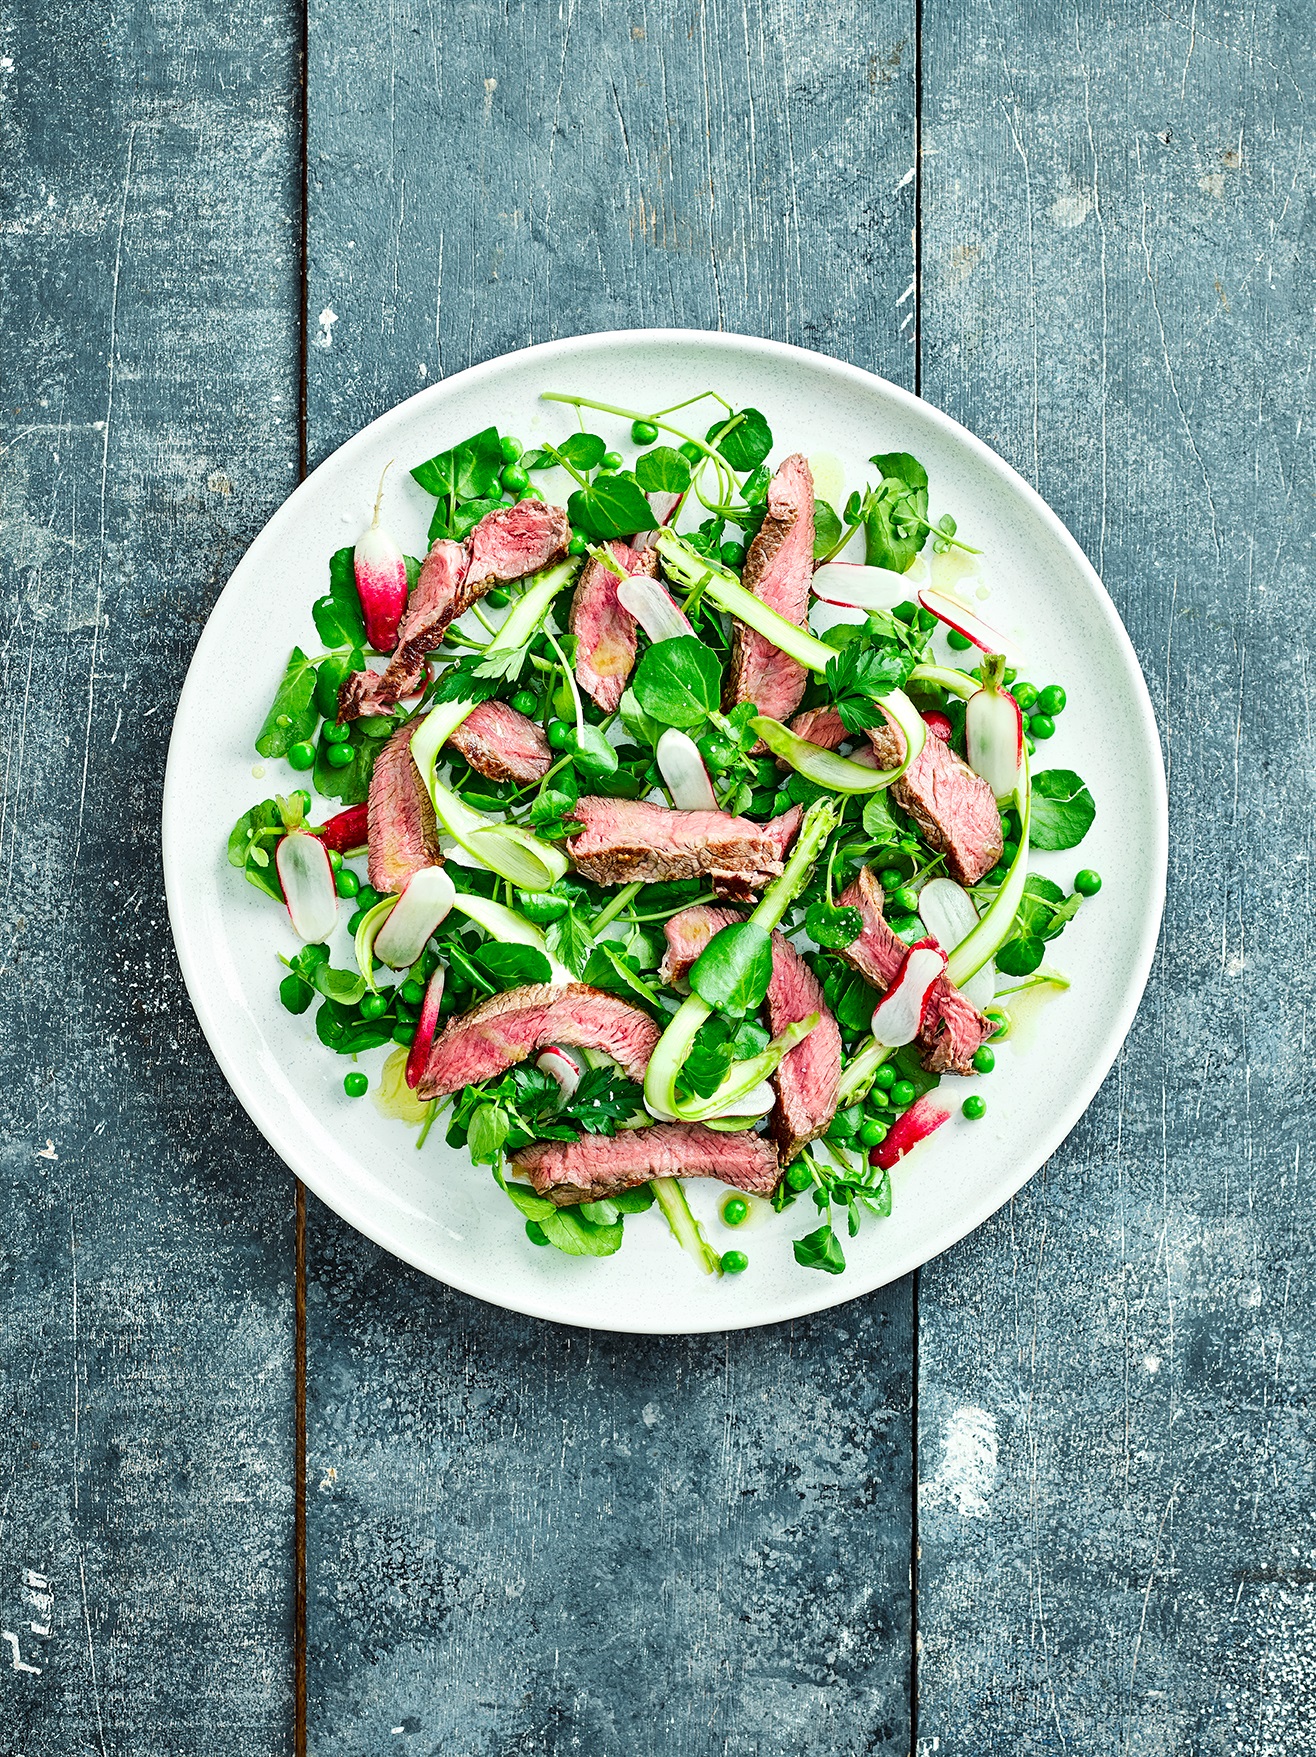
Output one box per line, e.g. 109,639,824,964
255,648,318,758
633,636,722,729
313,547,369,651
1028,769,1096,851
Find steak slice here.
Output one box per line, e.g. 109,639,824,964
725,454,815,740
446,699,552,784
569,542,657,712
339,501,570,721
366,718,443,896
417,982,660,1099
567,797,787,895
838,866,995,1074
511,1124,780,1206
869,719,1003,886
658,904,840,1163
786,704,846,751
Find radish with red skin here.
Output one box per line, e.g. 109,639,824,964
276,831,338,943
317,802,369,855
870,938,947,1048
536,1045,582,1102
870,1093,952,1169
656,728,719,811
616,573,694,643
354,461,410,653
965,653,1025,799
405,966,446,1089
811,561,912,612
373,864,456,967
922,709,953,742
917,585,1016,660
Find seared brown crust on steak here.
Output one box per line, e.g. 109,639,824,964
566,798,787,896
725,454,815,739
569,542,657,712
869,720,1003,886
366,719,443,896
446,699,552,784
417,983,660,1099
510,1124,780,1206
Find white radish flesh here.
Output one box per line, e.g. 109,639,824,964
916,877,996,1011
616,574,694,643
276,831,338,944
965,682,1025,799
871,943,947,1047
918,586,1016,660
811,561,916,611
702,1079,775,1120
536,1046,582,1101
373,865,456,968
656,728,719,811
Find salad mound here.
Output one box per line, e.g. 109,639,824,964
229,391,1099,1280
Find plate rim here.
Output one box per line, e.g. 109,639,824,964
163,326,1169,1333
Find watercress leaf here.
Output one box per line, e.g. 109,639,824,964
557,432,607,471
310,963,367,1006
312,547,369,650
805,902,863,950
471,943,553,990
411,426,504,501
314,650,364,719
635,446,692,494
793,1222,847,1275
995,934,1046,977
864,471,929,575
870,451,929,492
314,997,394,1055
431,494,504,544
468,1101,511,1164
570,722,619,779
404,554,422,591
709,408,772,472
740,463,771,505
228,799,286,900
579,1199,620,1226
1028,769,1096,851
581,942,660,1011
813,498,843,559
730,1018,770,1059
255,647,319,758
444,940,497,996
539,1207,625,1257
503,1181,557,1221
618,687,665,749
527,787,577,828
611,1184,656,1213
688,921,774,1018
862,790,902,844
633,635,722,729
567,473,652,542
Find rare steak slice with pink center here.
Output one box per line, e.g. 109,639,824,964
510,1124,780,1206
567,797,788,896
446,699,552,784
725,454,815,739
569,541,657,712
366,718,443,896
868,719,1003,886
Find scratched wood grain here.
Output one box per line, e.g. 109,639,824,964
915,5,1315,1753
0,0,301,1747
302,1,920,1750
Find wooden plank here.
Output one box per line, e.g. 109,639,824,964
303,2,919,1748
916,5,1315,1750
0,0,302,1748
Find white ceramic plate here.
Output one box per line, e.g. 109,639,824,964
163,330,1167,1334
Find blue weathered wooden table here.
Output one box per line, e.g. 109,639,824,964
3,3,1311,1751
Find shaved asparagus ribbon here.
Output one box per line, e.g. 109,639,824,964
948,745,1031,987
447,892,575,984
643,795,841,1123
655,528,927,790
650,1177,722,1276
407,558,579,892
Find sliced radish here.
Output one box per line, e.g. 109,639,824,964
870,940,947,1047
922,709,953,742
355,463,409,653
916,877,996,1011
870,1094,952,1170
276,831,338,943
317,802,369,855
405,965,445,1089
656,728,718,811
536,1045,582,1101
616,573,694,643
703,1078,775,1120
965,654,1025,799
373,865,456,968
918,585,1015,659
811,561,915,611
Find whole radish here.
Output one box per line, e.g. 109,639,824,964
354,462,409,653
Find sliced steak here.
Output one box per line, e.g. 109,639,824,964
567,797,786,895
786,704,846,750
417,982,659,1100
366,718,443,896
339,502,570,721
511,1124,780,1206
725,454,815,740
838,866,995,1074
446,699,552,784
761,803,803,862
658,904,840,1163
869,719,1003,886
569,542,658,712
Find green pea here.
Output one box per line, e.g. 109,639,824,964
982,863,1010,887
1003,666,1018,684
511,690,539,717
859,1118,887,1148
678,440,703,465
517,483,544,502
1012,681,1038,711
325,742,355,770
946,629,973,650
868,1087,889,1108
400,978,425,1006
485,588,510,608
889,886,919,915
972,1045,996,1074
890,1079,917,1107
1036,684,1066,717
321,720,351,745
525,1220,551,1246
631,419,659,445
1029,713,1055,740
287,740,316,771
335,868,360,899
878,867,905,891
568,532,589,556
327,848,343,870
962,1095,986,1120
344,1072,368,1098
279,974,313,1015
719,541,746,569
359,992,388,1020
1000,840,1019,867
500,464,529,494
546,720,573,751
356,884,381,911
600,449,624,472
1024,734,1037,756
1000,808,1021,841
500,434,523,464
721,1250,748,1274
347,908,367,934
984,1004,1010,1039
721,1195,749,1227
392,1022,415,1046
1074,868,1102,896
438,987,460,1015
874,1064,896,1090
785,1161,814,1192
